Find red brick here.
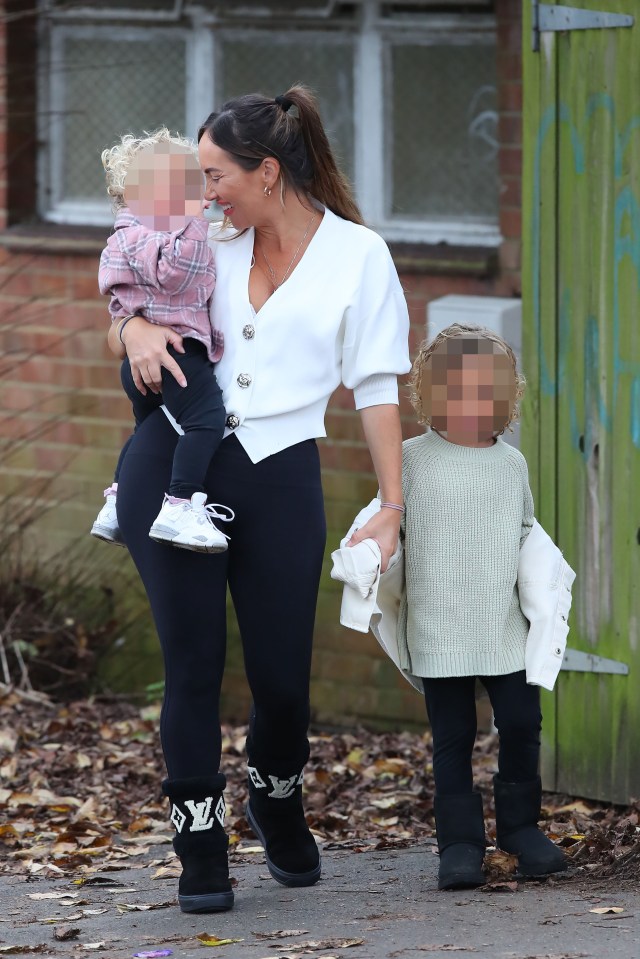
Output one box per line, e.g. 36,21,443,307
499,176,522,210
499,113,522,147
499,81,523,113
68,273,102,301
500,208,522,240
499,146,522,178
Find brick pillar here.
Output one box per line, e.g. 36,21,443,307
496,0,523,296
2,0,37,227
0,1,8,230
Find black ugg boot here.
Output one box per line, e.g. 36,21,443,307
245,760,321,887
434,792,486,891
162,775,234,913
493,774,567,878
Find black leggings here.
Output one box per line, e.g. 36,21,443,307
116,410,326,779
115,340,226,499
423,672,542,795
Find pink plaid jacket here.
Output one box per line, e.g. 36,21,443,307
99,209,223,363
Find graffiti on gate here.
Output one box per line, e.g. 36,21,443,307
532,98,640,453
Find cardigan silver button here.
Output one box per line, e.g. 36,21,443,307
242,324,255,340
237,373,252,388
226,414,240,429
561,614,567,621
555,647,562,656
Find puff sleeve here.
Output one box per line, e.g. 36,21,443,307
340,232,411,408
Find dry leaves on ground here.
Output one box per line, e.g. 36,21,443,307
1,688,639,885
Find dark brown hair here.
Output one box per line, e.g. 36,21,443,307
198,84,363,225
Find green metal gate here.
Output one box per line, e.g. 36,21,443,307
522,1,639,803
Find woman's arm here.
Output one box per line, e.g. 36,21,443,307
108,314,186,395
348,403,403,572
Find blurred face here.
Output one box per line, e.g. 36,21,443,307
124,143,203,230
421,338,517,445
198,135,267,230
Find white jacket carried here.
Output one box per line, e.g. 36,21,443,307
330,499,576,693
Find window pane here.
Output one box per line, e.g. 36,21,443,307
220,35,355,182
57,36,186,207
390,43,498,220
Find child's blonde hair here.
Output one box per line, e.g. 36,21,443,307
408,322,526,433
101,127,198,212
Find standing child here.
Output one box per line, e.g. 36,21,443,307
399,323,567,890
90,129,232,553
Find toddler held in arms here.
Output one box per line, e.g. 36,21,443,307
90,129,232,553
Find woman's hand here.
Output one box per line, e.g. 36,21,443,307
119,316,186,395
347,507,401,573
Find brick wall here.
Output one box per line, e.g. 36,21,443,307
0,0,522,730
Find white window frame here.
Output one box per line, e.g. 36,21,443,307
38,0,501,247
37,21,197,226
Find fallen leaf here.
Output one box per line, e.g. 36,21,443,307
196,934,245,946
54,925,81,941
116,901,174,913
0,948,49,955
27,891,79,900
151,866,181,879
481,880,519,893
275,939,364,951
253,930,309,940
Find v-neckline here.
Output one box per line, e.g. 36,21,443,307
247,207,326,316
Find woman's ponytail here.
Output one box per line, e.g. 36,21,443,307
281,85,364,226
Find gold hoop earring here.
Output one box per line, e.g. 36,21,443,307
264,185,272,198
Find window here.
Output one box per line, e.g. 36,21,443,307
37,0,499,246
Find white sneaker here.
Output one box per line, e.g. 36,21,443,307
149,492,234,553
90,484,126,547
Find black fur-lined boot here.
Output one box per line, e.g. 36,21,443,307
494,774,567,878
162,774,234,913
434,792,486,891
245,757,321,887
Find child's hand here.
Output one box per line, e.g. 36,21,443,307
347,509,401,573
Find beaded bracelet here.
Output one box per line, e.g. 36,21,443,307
380,502,404,513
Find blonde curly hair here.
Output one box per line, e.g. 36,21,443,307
408,322,525,434
101,127,198,212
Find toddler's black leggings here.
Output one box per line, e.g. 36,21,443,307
423,671,542,794
115,409,326,779
115,340,226,499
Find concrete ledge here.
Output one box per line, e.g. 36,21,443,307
0,222,109,256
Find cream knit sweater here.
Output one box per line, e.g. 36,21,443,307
398,430,534,679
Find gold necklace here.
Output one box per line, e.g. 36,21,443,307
256,212,317,290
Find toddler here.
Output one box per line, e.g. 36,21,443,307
90,129,232,553
399,323,567,890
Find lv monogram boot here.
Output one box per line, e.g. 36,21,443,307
245,758,321,887
162,774,234,913
493,774,567,878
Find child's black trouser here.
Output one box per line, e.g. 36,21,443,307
115,409,326,779
423,671,542,794
114,339,226,499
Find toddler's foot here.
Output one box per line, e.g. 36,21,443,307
149,492,233,553
90,484,126,547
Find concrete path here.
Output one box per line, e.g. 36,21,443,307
1,840,638,958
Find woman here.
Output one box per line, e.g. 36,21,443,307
108,85,410,914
